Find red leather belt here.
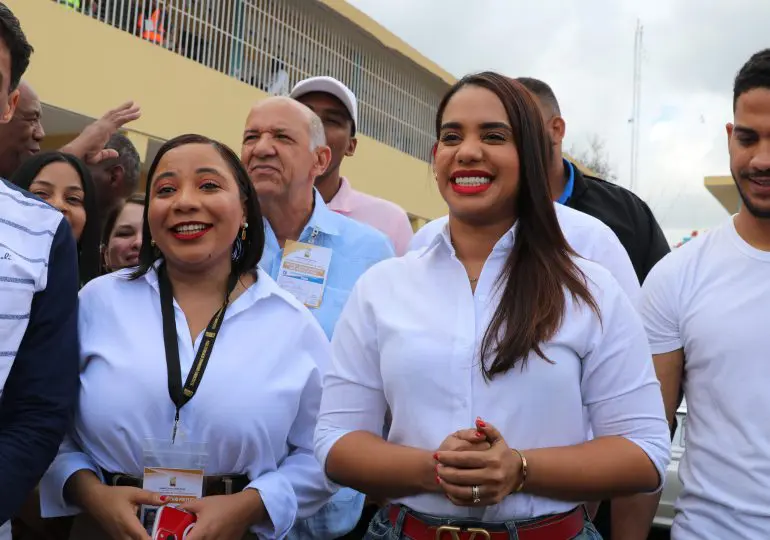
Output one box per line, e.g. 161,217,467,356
388,505,584,540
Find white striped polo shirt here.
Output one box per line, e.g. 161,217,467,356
0,179,64,392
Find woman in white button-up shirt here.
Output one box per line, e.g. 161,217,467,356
315,73,670,539
40,134,335,539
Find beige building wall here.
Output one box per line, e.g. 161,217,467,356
10,0,449,221
705,175,739,213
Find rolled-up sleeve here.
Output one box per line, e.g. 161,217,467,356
581,270,671,491
315,280,388,471
39,435,104,517
249,319,336,539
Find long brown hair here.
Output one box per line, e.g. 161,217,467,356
435,72,600,379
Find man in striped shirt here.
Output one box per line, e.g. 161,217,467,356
0,5,80,536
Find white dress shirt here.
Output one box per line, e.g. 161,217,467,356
40,267,336,538
316,225,670,520
408,204,640,305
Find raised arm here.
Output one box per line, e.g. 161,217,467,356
60,101,140,164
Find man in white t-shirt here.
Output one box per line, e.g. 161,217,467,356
632,49,770,539
409,203,641,305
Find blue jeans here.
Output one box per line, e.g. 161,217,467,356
364,505,602,540
287,487,365,540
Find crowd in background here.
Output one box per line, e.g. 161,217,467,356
2,2,770,540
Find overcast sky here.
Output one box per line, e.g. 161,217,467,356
346,0,769,237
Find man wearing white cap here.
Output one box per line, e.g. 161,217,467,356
291,76,414,255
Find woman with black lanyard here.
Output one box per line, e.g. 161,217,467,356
314,73,671,539
39,134,335,539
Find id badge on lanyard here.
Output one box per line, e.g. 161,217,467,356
139,263,235,532
139,438,207,533
276,227,333,309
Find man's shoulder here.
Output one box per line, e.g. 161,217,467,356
327,209,393,248
581,174,652,210
0,179,63,225
555,203,614,233
0,180,65,292
644,222,724,283
348,187,409,216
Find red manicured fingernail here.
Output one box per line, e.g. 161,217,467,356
476,431,484,438
435,475,440,484
433,452,439,460
477,419,486,428
435,464,440,473
159,495,168,502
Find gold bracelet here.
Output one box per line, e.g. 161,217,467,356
511,448,527,492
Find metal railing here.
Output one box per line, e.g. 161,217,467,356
55,0,448,162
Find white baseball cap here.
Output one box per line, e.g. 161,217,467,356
290,76,358,134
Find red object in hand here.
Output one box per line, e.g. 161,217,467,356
151,505,197,540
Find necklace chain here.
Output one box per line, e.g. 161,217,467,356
450,240,480,284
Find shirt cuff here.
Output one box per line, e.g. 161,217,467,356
624,436,671,494
246,472,297,539
314,428,354,492
39,453,104,518
648,339,682,356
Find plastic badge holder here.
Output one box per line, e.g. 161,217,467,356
140,438,208,534
151,505,197,540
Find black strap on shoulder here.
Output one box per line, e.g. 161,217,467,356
158,262,237,442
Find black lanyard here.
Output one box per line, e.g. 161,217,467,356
158,263,238,443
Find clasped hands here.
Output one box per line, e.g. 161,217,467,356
433,417,523,507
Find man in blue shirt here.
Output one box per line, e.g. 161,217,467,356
0,5,80,537
241,96,394,537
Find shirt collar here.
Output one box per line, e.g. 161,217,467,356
306,188,342,237
140,262,277,317
327,177,354,213
264,188,342,245
557,159,575,205
419,218,518,258
567,160,589,203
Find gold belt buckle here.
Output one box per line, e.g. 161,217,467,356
435,525,492,540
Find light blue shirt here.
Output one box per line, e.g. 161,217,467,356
260,190,395,340
261,190,394,538
557,158,575,205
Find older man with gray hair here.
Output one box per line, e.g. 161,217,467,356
241,96,394,538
